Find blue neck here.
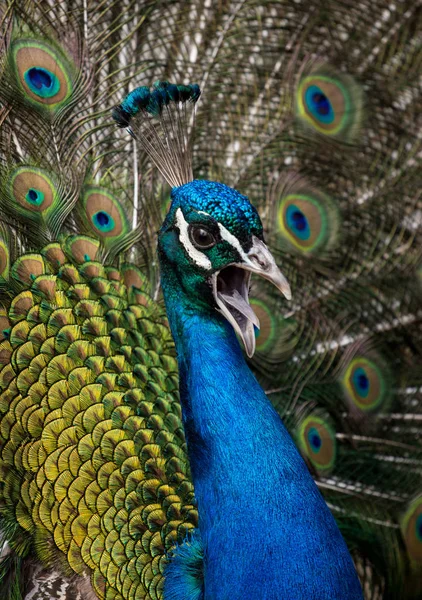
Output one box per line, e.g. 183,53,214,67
161,272,363,599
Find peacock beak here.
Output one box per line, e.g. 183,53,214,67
243,237,292,300
212,236,291,358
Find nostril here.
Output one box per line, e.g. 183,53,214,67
249,253,267,270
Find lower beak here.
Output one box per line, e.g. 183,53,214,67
212,237,291,357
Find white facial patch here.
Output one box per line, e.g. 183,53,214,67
217,222,246,258
175,208,212,269
217,222,261,270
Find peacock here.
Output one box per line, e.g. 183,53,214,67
0,0,420,599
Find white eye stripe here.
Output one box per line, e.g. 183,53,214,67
175,208,212,269
218,223,264,270
176,208,255,270
217,222,251,263
217,223,245,258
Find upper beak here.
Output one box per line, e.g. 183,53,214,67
212,236,291,358
242,237,292,301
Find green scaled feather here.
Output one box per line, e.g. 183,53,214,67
10,254,47,287
63,235,100,264
0,239,196,600
0,1,420,599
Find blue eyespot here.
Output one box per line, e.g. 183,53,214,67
308,427,322,453
416,514,422,542
92,211,115,232
286,205,310,240
305,85,334,124
25,188,44,206
24,67,60,99
353,367,370,398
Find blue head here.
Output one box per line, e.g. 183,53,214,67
158,180,291,357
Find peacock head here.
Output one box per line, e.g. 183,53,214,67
113,82,291,356
158,179,291,357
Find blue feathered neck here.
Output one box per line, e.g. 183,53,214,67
161,267,363,599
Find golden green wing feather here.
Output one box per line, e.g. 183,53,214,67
0,239,197,600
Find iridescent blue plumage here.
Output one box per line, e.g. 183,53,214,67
286,204,311,240
25,188,44,206
113,81,200,128
24,67,59,98
165,180,263,249
93,210,115,232
305,85,334,123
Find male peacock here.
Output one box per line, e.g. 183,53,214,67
0,1,421,599
112,82,364,598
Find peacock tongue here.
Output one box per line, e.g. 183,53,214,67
218,288,259,329
214,266,258,358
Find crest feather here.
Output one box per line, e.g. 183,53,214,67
113,81,201,188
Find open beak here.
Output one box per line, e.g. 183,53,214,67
212,236,291,358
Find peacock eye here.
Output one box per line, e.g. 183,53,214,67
189,225,216,249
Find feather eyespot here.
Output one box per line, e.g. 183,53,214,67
308,88,332,117
298,415,336,472
303,84,335,126
24,67,59,98
401,497,422,564
248,295,298,371
0,238,9,279
11,39,73,110
81,186,127,240
189,225,216,249
92,211,115,233
26,188,45,206
250,299,277,351
10,166,57,214
295,68,363,142
277,191,339,256
286,205,311,240
78,186,140,261
341,356,391,413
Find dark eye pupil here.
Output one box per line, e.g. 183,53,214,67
191,226,215,248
